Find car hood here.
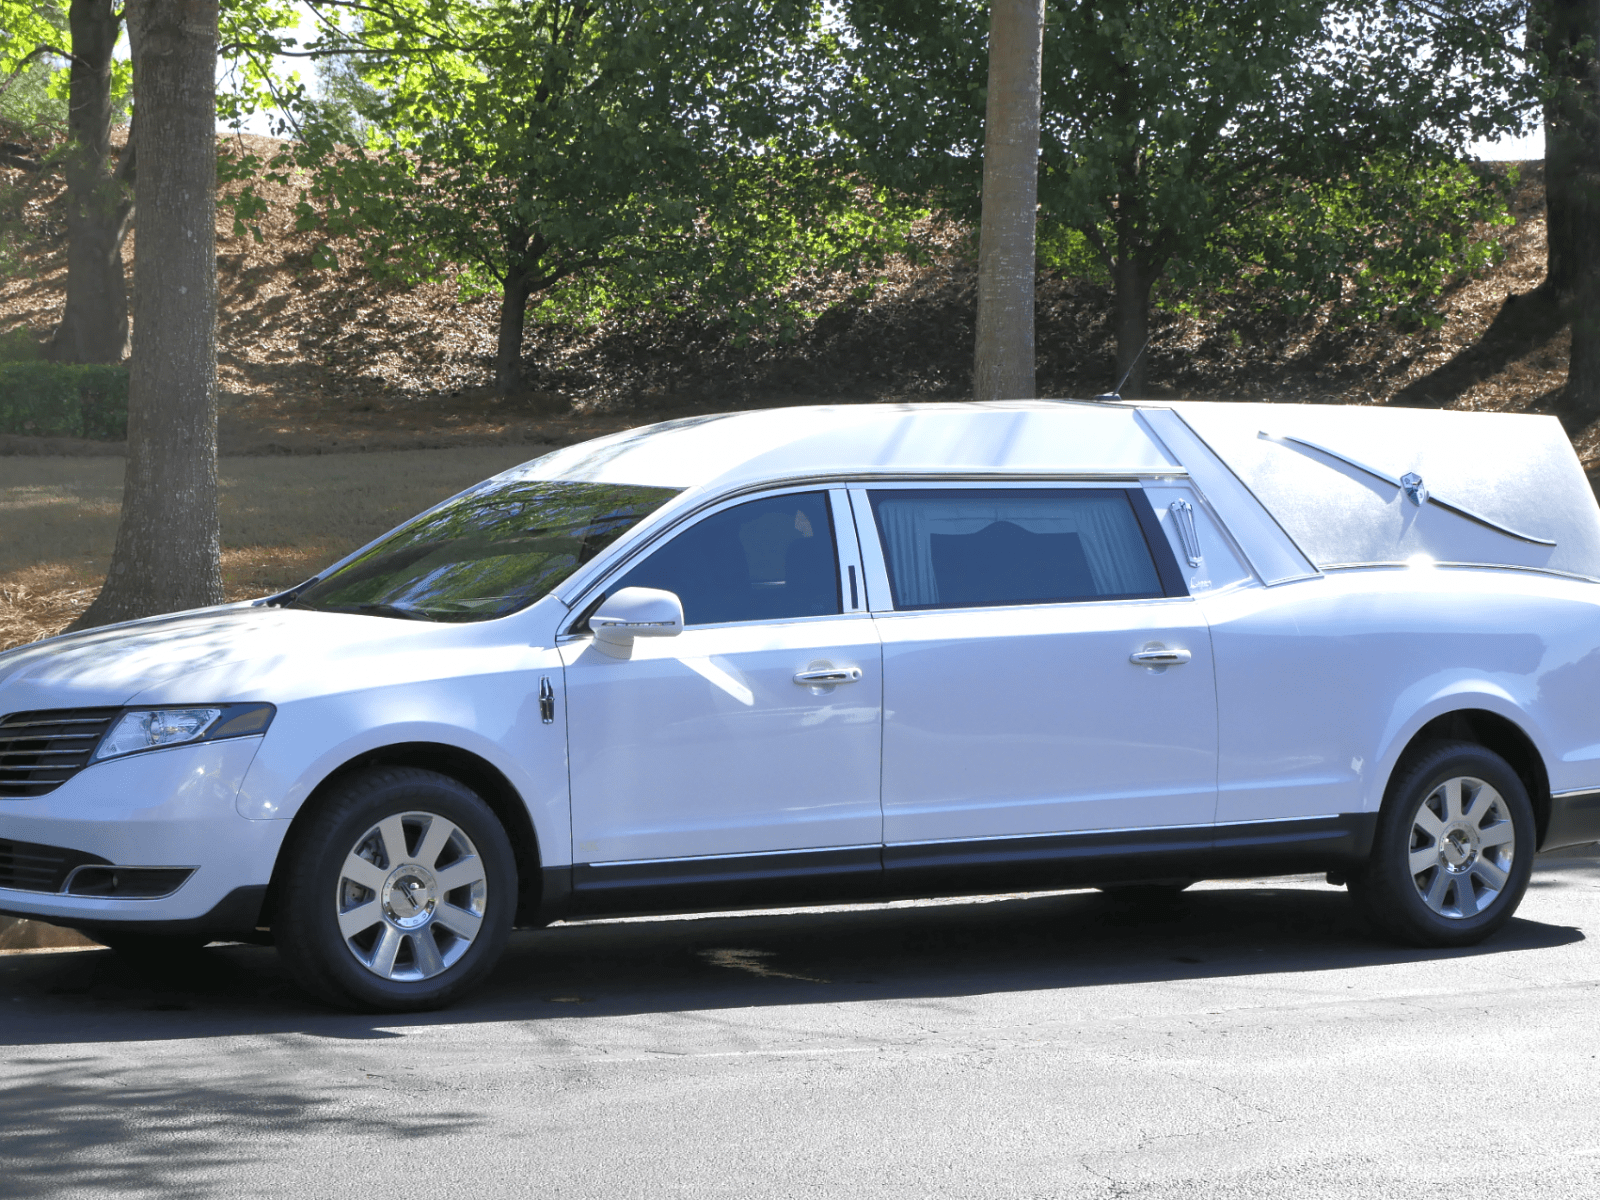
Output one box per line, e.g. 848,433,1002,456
0,604,450,712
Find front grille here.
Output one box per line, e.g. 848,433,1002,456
0,708,119,798
0,837,110,893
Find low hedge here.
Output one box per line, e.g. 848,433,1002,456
0,363,129,440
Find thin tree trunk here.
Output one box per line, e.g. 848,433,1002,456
972,0,1044,402
50,0,134,365
1112,254,1153,398
1536,0,1598,302
73,0,221,630
494,271,533,394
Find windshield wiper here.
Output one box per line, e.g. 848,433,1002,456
305,602,437,622
262,576,321,607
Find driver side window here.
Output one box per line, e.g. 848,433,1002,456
609,491,840,626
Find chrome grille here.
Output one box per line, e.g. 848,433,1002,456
0,837,110,892
0,708,118,798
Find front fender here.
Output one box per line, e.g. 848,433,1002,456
234,669,570,867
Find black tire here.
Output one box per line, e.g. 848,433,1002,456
1349,741,1535,947
274,766,517,1012
1098,881,1193,906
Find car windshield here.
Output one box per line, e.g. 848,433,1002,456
286,479,681,622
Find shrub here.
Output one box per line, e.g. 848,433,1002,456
0,363,128,440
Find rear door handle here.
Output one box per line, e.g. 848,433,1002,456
793,667,863,685
1129,648,1192,666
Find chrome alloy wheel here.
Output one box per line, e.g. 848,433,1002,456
335,811,488,981
1407,775,1516,919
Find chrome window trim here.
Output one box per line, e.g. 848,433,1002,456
849,480,1183,615
552,471,1188,610
865,594,1197,620
557,483,857,640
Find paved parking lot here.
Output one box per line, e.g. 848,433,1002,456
4,854,1600,1199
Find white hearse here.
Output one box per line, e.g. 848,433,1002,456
4,400,1600,1010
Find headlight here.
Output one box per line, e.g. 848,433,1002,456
92,703,276,763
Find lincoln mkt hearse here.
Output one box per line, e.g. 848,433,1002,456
4,401,1600,1010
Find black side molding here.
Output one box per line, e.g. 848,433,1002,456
883,814,1377,898
570,846,882,918
1543,791,1600,852
562,814,1380,920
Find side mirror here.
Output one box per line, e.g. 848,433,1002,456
589,587,684,658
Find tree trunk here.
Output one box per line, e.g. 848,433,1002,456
1112,254,1154,398
50,0,134,365
73,0,221,630
1536,0,1600,302
972,0,1044,402
1568,269,1600,427
1541,0,1600,426
494,272,533,394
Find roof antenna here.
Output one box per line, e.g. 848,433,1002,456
1093,337,1149,402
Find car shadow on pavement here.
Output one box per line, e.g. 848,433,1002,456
1,863,1591,1048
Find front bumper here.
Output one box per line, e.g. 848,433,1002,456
0,737,289,930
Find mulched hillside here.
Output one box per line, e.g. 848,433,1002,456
0,132,1580,460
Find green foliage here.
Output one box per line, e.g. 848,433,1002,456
1183,157,1516,328
0,0,67,135
245,0,915,357
836,0,1534,328
1036,226,1109,285
0,361,128,439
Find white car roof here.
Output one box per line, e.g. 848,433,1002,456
504,402,1182,490
471,398,1600,592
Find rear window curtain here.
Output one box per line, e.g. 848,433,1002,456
868,488,1166,609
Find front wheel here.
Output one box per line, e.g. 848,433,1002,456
1350,742,1535,947
274,767,517,1012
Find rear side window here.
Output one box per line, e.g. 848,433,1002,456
609,491,840,626
868,488,1169,610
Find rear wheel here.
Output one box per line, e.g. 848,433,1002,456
274,767,516,1012
1350,741,1535,947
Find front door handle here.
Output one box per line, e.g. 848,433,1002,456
793,666,863,685
1129,648,1192,666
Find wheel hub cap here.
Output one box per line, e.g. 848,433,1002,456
1407,774,1515,920
382,865,438,929
1439,825,1480,872
334,811,490,982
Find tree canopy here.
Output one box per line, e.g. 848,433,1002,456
836,0,1534,393
231,0,908,394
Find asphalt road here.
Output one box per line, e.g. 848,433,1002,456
4,855,1600,1200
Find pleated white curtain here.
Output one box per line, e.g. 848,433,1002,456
873,491,1157,607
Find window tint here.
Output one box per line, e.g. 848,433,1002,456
869,488,1163,610
288,480,680,622
609,492,840,626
